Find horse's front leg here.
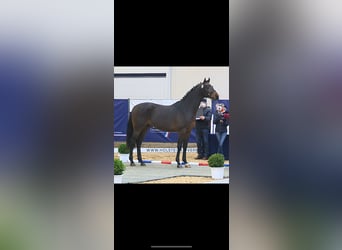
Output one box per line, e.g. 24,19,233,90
175,137,183,168
182,135,191,168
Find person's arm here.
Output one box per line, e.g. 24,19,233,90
204,109,212,121
213,112,221,124
223,112,229,126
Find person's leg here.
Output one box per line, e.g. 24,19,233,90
219,132,227,155
195,128,203,158
202,129,210,159
216,132,221,153
199,129,205,157
219,133,227,147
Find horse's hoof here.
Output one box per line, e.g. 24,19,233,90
140,162,146,166
130,162,136,166
177,165,183,168
184,164,191,168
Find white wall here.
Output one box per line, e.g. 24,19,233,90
113,67,171,99
113,66,229,100
170,67,229,100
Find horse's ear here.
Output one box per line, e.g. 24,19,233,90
207,78,210,82
203,77,207,82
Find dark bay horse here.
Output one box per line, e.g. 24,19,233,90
126,78,219,168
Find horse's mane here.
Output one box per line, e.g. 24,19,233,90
179,82,202,102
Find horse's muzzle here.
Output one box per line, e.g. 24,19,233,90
211,92,219,100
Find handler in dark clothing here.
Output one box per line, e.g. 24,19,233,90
213,103,229,154
195,99,212,160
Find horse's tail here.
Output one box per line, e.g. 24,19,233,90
126,112,134,147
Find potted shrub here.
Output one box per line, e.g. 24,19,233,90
114,158,126,183
208,153,225,179
118,143,130,163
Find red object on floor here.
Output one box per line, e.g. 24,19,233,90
199,162,209,166
161,160,172,164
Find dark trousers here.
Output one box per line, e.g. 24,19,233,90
216,132,227,154
196,128,209,157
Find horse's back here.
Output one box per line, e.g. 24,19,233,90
130,99,197,133
131,102,160,115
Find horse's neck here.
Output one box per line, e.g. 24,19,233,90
179,88,203,114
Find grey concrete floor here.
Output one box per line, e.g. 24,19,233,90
116,163,229,184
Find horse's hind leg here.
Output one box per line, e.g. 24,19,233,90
136,141,145,166
128,131,140,166
129,145,135,166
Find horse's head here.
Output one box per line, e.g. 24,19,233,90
200,78,219,100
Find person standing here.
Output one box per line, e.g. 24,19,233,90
213,103,229,154
195,99,212,160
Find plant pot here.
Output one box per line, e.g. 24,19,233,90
119,153,129,163
114,175,123,184
210,167,225,179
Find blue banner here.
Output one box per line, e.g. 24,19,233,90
113,99,229,143
113,99,129,142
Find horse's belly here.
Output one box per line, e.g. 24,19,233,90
151,122,192,133
150,108,194,132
